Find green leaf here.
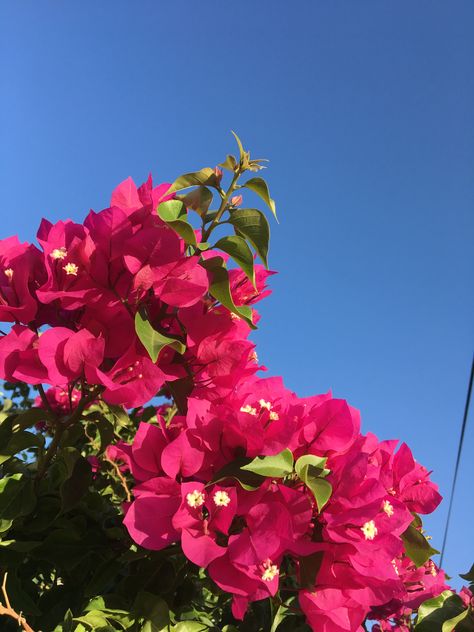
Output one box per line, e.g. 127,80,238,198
442,608,470,632
417,591,456,625
229,208,270,268
0,429,44,464
241,449,294,478
95,417,115,454
133,591,169,630
157,199,187,221
415,591,472,631
460,564,474,583
199,256,255,328
242,177,277,220
74,611,111,629
211,457,266,491
214,235,256,287
63,609,74,632
295,455,330,479
219,154,238,172
231,130,246,162
0,473,36,522
135,307,186,362
295,455,332,511
13,407,53,430
307,477,332,512
179,187,213,218
0,539,40,552
402,523,439,568
270,602,294,632
172,622,208,632
59,449,92,512
157,200,197,246
168,168,220,193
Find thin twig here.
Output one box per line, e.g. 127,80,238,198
0,573,35,632
105,454,132,503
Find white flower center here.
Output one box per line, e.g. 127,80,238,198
51,247,67,260
63,262,79,276
4,268,13,280
361,520,378,540
382,500,394,517
213,490,231,507
240,404,257,416
261,560,279,582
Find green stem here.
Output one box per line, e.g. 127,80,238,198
202,170,241,242
35,386,102,482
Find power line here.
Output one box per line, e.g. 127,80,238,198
440,354,474,568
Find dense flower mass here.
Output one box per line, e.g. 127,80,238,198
0,167,468,632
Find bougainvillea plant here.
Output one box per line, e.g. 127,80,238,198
0,134,472,632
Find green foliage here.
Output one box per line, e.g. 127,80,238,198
295,455,332,512
135,307,186,363
213,235,256,287
415,590,473,632
167,168,221,194
241,177,277,221
241,449,294,478
401,522,439,568
157,200,197,247
200,256,255,327
229,208,270,268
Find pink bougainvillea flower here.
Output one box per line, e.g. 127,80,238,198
229,265,275,306
34,385,83,415
0,236,46,323
123,476,181,550
111,175,173,226
299,588,367,632
88,343,165,408
0,325,48,384
36,218,98,309
37,326,105,387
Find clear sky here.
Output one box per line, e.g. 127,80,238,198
1,1,473,586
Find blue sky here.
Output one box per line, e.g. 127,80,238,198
1,1,473,585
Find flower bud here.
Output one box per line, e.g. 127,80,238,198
214,167,223,183
231,194,243,207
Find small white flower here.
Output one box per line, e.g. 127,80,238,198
63,262,78,276
51,247,67,260
240,404,257,416
213,490,231,507
186,490,205,508
361,520,378,540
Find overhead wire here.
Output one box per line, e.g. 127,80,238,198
439,354,474,568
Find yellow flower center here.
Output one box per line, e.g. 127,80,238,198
382,500,394,517
4,268,13,280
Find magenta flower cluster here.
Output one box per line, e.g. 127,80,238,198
0,175,452,631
